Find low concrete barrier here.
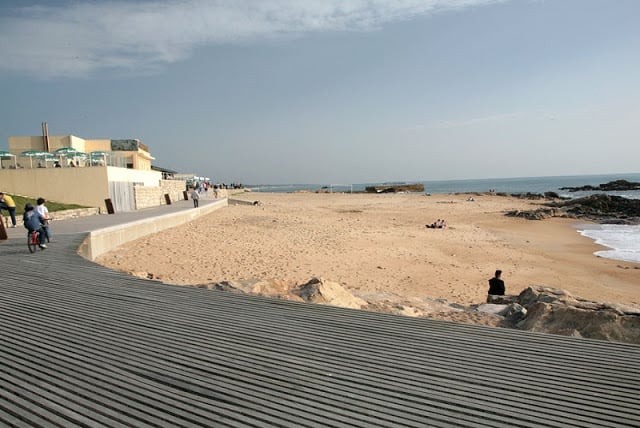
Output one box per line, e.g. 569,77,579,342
3,207,100,228
78,198,228,260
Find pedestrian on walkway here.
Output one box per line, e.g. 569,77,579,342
0,192,17,228
191,187,200,208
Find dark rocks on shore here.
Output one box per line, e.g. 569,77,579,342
560,179,640,192
550,194,640,224
365,183,425,193
458,191,564,200
504,207,564,221
505,194,640,224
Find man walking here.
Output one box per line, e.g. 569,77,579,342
191,187,200,208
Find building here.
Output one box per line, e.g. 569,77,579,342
0,134,185,212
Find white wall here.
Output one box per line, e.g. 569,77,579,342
106,167,161,187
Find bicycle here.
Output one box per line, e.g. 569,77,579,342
27,229,46,253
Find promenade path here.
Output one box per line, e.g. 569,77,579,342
1,196,639,427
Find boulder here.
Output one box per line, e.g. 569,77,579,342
295,277,367,310
514,286,640,343
210,280,254,293
475,304,509,316
475,302,527,322
502,303,527,323
210,279,303,301
486,294,518,304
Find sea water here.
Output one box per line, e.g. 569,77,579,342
250,173,640,199
578,224,640,264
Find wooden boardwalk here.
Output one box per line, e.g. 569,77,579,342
1,202,639,427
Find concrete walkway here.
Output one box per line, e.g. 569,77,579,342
1,196,640,427
3,193,218,237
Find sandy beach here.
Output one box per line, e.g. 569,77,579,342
95,192,640,311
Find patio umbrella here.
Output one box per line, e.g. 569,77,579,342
90,151,110,166
70,152,87,166
54,147,78,155
54,147,77,166
20,150,49,168
39,152,56,167
0,150,17,169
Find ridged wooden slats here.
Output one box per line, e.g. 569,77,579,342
1,208,639,427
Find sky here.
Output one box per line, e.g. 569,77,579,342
0,0,639,184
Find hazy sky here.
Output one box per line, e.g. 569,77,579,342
1,0,639,184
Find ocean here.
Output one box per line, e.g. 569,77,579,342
249,173,640,199
249,173,640,264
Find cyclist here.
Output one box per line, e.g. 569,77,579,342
23,203,47,249
35,197,51,242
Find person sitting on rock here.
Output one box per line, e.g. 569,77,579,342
488,270,505,296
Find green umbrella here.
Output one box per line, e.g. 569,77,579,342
54,147,78,155
90,151,110,166
0,150,16,169
20,150,50,168
54,147,77,165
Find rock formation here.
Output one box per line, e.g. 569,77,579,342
206,279,640,344
505,194,640,224
365,183,425,193
560,179,640,192
513,286,640,343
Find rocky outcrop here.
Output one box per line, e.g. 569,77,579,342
209,277,367,308
513,286,640,343
509,192,562,200
504,207,565,220
295,277,368,309
462,191,562,200
505,194,640,224
365,183,425,193
204,278,639,343
560,179,640,192
549,194,640,224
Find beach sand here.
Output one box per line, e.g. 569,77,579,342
96,192,640,312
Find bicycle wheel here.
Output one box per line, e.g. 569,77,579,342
27,232,38,253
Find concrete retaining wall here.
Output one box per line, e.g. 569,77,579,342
134,180,187,209
78,198,228,261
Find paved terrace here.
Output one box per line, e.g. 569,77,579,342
1,196,639,427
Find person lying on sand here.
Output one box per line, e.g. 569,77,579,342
426,219,447,229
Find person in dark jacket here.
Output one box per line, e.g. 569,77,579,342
488,270,505,296
23,203,47,249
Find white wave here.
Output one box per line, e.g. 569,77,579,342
579,225,640,263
